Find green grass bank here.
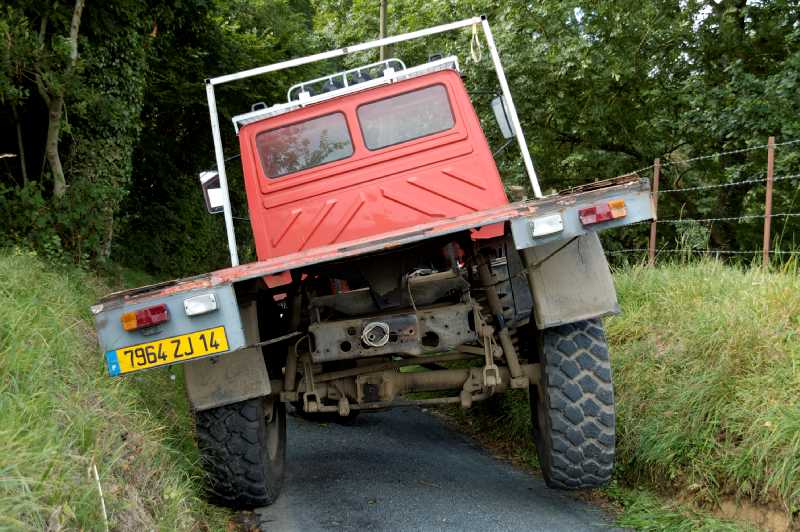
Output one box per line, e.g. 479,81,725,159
453,260,800,529
0,249,228,530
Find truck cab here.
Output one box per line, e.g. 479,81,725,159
236,60,508,268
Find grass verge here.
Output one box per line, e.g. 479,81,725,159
449,259,800,530
0,249,229,530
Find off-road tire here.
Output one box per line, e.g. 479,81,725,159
530,319,615,489
196,398,286,508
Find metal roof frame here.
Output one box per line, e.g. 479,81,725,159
205,15,542,266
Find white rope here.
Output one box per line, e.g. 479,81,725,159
90,461,109,532
470,23,483,63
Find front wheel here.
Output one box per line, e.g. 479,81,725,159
195,397,286,508
529,319,615,489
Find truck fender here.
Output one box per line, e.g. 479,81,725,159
184,300,271,411
521,232,619,330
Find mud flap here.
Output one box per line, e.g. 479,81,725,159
184,300,271,411
521,232,619,329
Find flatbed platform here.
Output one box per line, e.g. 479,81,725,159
97,175,649,309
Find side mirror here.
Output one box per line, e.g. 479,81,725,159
491,95,515,140
199,171,225,214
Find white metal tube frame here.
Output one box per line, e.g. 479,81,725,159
205,15,542,267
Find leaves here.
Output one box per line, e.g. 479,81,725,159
2,0,800,272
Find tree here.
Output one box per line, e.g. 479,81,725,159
0,0,152,263
112,0,320,276
33,0,85,199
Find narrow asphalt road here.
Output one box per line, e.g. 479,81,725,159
253,407,615,531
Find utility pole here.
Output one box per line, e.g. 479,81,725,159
379,0,388,60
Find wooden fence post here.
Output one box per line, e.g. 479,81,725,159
763,136,775,268
648,158,661,267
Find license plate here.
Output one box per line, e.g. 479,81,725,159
105,326,229,376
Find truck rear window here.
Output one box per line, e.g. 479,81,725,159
357,84,455,150
256,112,354,178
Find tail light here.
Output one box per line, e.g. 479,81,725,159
121,304,170,331
579,199,627,225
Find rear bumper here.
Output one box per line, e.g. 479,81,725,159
509,180,652,250
94,284,247,376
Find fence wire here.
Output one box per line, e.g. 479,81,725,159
659,172,800,194
656,213,800,224
606,248,800,256
613,138,800,179
660,139,800,168
606,139,800,264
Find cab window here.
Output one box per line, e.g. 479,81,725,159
357,85,455,151
256,112,353,178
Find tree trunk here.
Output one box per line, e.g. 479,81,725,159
45,94,66,198
35,0,85,199
100,207,114,261
12,105,28,185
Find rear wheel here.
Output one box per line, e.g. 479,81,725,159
196,397,286,508
529,319,615,489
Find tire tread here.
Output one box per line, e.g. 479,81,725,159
536,319,615,489
195,398,284,508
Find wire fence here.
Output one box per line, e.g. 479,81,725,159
616,138,800,180
605,136,800,266
658,172,800,193
606,248,800,256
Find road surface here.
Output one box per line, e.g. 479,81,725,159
253,407,615,531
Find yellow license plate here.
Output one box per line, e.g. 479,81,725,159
105,326,229,376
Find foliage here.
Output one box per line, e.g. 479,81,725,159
2,0,800,273
0,248,229,529
0,0,317,274
112,0,318,277
0,0,151,263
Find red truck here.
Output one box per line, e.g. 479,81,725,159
92,16,653,508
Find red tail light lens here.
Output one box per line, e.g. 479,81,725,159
579,199,627,225
121,304,170,331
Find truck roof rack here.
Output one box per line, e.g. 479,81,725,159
231,56,460,133
287,58,407,102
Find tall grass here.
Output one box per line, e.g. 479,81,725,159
0,249,227,530
609,260,800,512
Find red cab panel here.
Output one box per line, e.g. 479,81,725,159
239,69,509,261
